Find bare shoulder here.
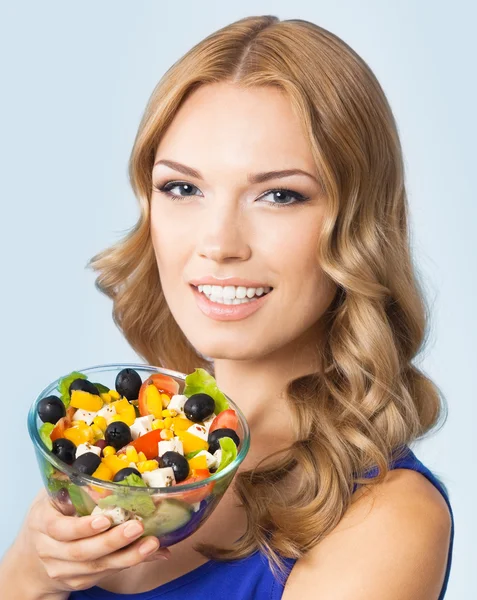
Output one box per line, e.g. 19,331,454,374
282,468,452,600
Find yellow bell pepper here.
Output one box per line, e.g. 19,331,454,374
171,417,194,431
145,385,163,418
63,426,92,446
103,454,128,476
92,462,113,482
188,454,208,471
70,390,103,412
175,430,208,454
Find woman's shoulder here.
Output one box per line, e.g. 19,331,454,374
281,465,452,600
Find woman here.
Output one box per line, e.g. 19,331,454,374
0,14,454,600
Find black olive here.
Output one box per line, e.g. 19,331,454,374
69,378,100,397
207,428,240,455
105,421,132,450
113,467,142,482
38,395,66,424
159,451,190,483
52,438,76,465
55,487,76,516
115,368,142,401
184,393,215,423
71,452,101,476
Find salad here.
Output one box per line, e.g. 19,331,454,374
35,367,243,540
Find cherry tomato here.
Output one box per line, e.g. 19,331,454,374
138,374,180,417
175,470,214,505
50,406,76,442
209,409,239,434
118,428,162,460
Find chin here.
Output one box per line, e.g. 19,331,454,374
190,336,266,362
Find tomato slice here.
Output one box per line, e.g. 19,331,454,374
175,470,214,505
119,429,162,460
208,409,239,434
138,374,180,417
50,406,76,442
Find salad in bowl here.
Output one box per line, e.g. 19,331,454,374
28,364,250,547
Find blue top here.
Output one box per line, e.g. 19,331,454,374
70,445,454,599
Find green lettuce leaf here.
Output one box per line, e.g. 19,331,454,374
216,436,237,473
185,450,202,460
39,423,55,450
97,473,156,518
57,371,87,408
68,484,97,516
183,368,229,414
92,382,110,394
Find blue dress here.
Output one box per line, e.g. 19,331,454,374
70,445,454,599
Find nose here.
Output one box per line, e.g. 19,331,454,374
196,200,251,263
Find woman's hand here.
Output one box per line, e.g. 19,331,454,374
0,488,170,600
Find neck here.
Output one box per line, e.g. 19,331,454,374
212,322,324,441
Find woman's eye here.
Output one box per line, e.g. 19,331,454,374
156,181,201,200
259,189,310,207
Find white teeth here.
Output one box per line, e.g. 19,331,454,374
236,286,247,299
195,283,273,303
223,286,236,299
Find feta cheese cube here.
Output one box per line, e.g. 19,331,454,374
72,409,97,425
194,450,219,470
91,505,128,525
96,404,117,424
130,415,154,440
75,442,101,459
213,448,222,467
167,394,187,415
202,414,216,433
186,424,208,441
190,502,201,512
158,436,184,457
142,467,176,487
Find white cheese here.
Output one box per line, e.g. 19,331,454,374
91,505,128,525
186,424,208,441
75,442,101,459
194,450,219,470
167,394,187,416
130,414,154,440
190,502,201,512
142,467,176,487
202,414,216,433
96,404,117,424
213,448,222,467
158,437,184,457
72,408,97,426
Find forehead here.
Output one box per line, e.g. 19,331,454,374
154,82,315,173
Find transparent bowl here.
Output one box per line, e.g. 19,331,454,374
28,363,250,547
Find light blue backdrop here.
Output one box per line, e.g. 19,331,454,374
1,1,474,597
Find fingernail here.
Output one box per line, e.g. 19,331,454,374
139,539,159,556
123,521,143,538
91,517,111,530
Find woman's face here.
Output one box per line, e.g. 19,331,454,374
150,82,336,362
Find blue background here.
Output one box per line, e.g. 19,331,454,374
0,2,474,597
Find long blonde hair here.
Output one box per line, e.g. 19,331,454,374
88,15,447,577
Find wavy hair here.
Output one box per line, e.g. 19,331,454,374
87,15,447,578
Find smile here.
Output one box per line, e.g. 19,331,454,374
196,284,273,305
190,285,274,321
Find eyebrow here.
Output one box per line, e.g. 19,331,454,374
153,159,320,185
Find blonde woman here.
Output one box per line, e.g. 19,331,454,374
1,15,454,600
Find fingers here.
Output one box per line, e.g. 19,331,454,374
45,519,150,562
38,503,113,542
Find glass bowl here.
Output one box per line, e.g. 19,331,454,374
28,363,250,547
